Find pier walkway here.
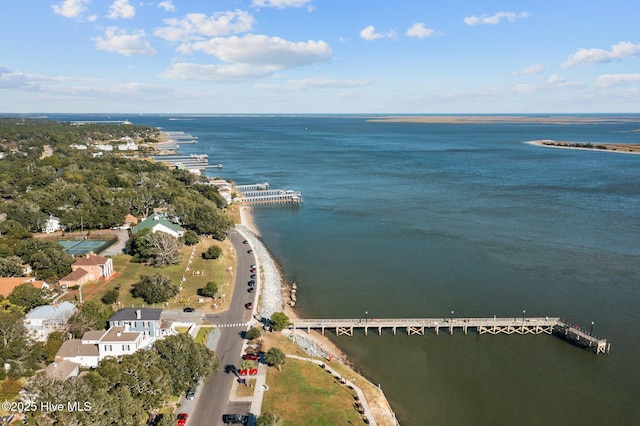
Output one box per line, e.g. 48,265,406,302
236,183,303,206
290,317,609,354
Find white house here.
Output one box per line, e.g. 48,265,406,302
55,325,150,368
43,215,61,233
131,215,185,238
24,302,77,342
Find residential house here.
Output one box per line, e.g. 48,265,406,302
24,301,77,341
54,326,149,368
58,252,114,289
131,215,185,238
43,215,61,233
108,308,163,339
0,277,49,298
44,360,80,380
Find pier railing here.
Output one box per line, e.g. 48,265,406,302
290,317,609,355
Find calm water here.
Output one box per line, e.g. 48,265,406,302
54,114,640,425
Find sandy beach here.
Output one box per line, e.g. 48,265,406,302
527,139,640,154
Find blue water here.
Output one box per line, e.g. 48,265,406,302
50,114,640,425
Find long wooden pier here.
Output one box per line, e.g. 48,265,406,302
290,317,609,354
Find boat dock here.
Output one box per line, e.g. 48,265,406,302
236,183,303,206
290,317,609,354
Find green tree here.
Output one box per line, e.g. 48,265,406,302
247,326,262,341
8,282,49,312
66,300,114,339
182,230,200,246
101,288,119,305
16,238,73,280
153,333,219,395
265,347,286,371
43,331,68,363
125,228,155,263
0,219,31,239
130,274,178,304
201,245,223,260
0,256,24,276
269,312,291,332
0,301,27,363
197,281,218,298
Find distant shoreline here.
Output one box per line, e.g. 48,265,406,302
526,140,640,154
367,115,640,125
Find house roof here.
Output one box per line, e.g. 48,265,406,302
44,360,80,380
131,215,184,235
100,326,141,343
0,277,46,297
73,253,109,266
56,339,100,358
26,302,77,320
109,308,162,322
59,268,89,283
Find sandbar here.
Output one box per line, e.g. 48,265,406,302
527,139,640,154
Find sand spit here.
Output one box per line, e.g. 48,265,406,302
527,139,640,154
367,115,640,125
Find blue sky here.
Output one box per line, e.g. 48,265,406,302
1,0,639,113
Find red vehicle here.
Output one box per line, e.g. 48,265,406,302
245,302,253,310
177,413,188,426
242,353,260,361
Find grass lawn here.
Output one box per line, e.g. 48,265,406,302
194,326,214,344
235,379,256,398
261,359,365,425
82,236,236,312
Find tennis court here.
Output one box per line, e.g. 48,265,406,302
58,239,113,256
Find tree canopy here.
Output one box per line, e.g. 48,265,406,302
130,274,178,305
0,119,232,240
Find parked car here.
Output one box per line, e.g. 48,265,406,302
247,249,253,254
248,280,255,286
185,388,195,400
222,414,247,425
183,307,195,313
242,353,260,361
247,287,254,293
242,240,248,244
177,413,188,426
250,264,256,268
250,274,256,279
245,302,253,310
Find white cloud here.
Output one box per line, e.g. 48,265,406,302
562,41,640,69
52,0,91,19
158,1,175,12
515,63,545,75
360,25,395,41
255,77,372,92
464,11,529,26
186,34,332,69
251,0,313,8
107,0,135,19
406,23,435,38
161,62,279,81
154,11,255,42
94,27,157,56
595,73,640,88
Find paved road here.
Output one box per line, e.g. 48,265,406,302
188,228,258,426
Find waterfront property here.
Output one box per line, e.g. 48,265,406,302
290,317,609,355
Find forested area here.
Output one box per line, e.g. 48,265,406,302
0,118,233,281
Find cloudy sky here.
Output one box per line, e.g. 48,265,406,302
1,0,639,113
